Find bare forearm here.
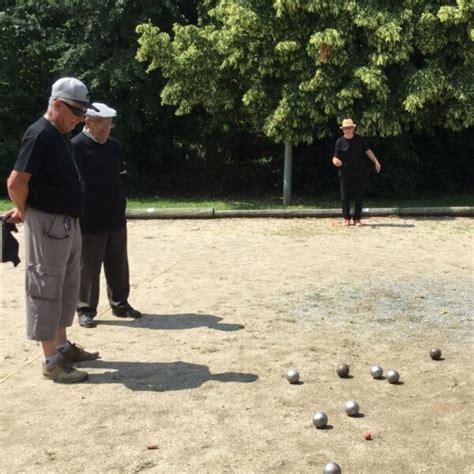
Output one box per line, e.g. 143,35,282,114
366,149,381,173
366,149,379,164
7,171,30,215
8,182,28,213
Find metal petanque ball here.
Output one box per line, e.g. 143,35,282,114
287,369,300,384
387,369,400,384
336,363,350,378
323,461,342,474
344,400,360,416
312,411,328,429
430,348,442,360
371,365,384,379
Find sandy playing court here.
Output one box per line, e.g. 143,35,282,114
1,216,473,473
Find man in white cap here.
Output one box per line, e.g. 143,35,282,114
332,118,382,226
72,102,141,328
6,77,100,383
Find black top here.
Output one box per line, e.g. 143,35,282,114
14,117,83,217
334,134,370,179
72,132,126,234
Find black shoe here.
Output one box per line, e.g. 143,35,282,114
112,303,141,319
78,313,97,328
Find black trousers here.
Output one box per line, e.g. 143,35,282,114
77,226,130,316
340,177,367,220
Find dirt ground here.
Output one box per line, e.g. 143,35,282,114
1,217,473,473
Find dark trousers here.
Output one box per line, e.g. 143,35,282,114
77,226,130,316
340,177,367,220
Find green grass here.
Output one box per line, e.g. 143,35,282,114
1,193,473,212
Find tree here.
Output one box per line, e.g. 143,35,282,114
137,0,473,141
0,1,66,181
0,0,199,193
1,1,472,199
136,0,473,201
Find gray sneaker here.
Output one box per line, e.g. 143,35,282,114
42,359,88,383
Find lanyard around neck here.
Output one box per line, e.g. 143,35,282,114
61,134,85,190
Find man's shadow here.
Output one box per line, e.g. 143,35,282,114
364,223,415,228
81,360,258,392
98,313,244,332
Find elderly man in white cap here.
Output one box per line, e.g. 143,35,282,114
72,102,141,328
6,77,100,383
332,118,382,226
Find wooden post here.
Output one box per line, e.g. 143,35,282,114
283,143,293,206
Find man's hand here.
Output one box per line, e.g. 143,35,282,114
4,208,24,224
332,157,343,167
374,161,381,173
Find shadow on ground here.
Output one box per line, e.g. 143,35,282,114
364,223,415,228
97,313,244,331
79,360,258,392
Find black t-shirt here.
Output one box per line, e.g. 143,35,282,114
72,132,126,234
14,117,83,217
334,134,370,179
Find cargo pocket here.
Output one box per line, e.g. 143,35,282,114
44,216,70,240
27,264,60,299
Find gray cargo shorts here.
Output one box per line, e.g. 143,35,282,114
24,207,82,341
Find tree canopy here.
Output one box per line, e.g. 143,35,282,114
136,0,474,144
0,1,472,198
0,0,198,188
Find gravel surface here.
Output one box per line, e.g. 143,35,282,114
1,216,473,473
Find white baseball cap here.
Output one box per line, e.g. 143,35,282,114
51,77,99,110
85,102,117,118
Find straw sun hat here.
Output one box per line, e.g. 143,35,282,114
340,118,357,128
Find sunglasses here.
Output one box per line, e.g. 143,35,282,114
61,100,86,117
